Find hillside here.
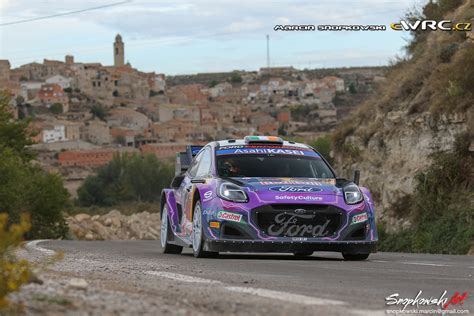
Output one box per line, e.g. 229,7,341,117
333,0,473,231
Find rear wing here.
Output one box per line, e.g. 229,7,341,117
175,145,204,176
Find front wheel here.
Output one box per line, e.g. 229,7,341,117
342,253,370,261
161,205,183,254
192,201,218,258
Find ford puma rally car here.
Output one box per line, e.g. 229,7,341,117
160,136,378,260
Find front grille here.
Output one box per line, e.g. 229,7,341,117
252,204,345,238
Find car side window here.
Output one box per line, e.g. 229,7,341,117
196,148,212,178
188,151,203,178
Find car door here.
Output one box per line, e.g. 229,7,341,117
182,147,212,238
179,150,204,236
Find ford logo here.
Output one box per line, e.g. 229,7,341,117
269,186,321,193
294,209,306,214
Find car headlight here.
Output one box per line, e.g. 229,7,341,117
218,182,248,203
343,183,363,205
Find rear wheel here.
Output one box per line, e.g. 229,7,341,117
192,201,218,258
342,253,369,261
160,205,183,254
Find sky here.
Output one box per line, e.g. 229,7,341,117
0,0,426,75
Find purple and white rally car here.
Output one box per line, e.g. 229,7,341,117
160,136,378,260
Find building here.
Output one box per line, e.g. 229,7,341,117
58,147,137,167
46,75,72,89
42,125,66,143
140,143,188,159
37,84,69,106
83,120,112,145
0,60,11,82
114,34,125,67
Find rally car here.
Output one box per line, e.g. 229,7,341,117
160,136,378,260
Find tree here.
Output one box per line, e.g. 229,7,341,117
0,92,35,161
90,104,108,121
348,82,357,94
0,92,69,239
230,73,243,84
310,135,333,165
64,87,73,94
77,153,174,206
50,103,63,114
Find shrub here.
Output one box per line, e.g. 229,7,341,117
90,104,108,121
0,92,69,239
0,213,31,308
50,103,63,114
77,154,174,207
378,133,473,254
309,136,334,165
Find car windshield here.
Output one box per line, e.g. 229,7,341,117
216,154,334,178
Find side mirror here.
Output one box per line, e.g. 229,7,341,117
353,169,360,185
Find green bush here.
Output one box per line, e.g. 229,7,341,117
0,92,69,239
0,213,31,309
50,103,63,114
77,154,174,207
309,136,334,165
378,133,473,254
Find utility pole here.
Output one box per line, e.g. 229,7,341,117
266,34,270,69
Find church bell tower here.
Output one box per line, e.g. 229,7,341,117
114,34,125,67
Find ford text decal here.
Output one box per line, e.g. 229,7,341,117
269,186,322,193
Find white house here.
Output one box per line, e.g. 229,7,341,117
42,125,66,143
46,75,72,89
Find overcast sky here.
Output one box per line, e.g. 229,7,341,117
0,0,426,75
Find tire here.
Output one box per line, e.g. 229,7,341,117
293,251,313,258
342,253,370,261
192,201,218,258
161,205,183,254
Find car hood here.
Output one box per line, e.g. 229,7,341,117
231,177,342,196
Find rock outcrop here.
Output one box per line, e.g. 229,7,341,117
68,210,161,240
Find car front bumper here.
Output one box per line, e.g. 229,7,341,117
203,239,377,254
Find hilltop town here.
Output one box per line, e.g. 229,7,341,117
0,34,385,196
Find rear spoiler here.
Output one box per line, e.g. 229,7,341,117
175,145,204,175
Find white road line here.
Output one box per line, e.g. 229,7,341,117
372,260,450,267
144,271,223,284
400,262,450,267
25,240,56,255
350,309,386,316
224,286,346,306
145,270,347,306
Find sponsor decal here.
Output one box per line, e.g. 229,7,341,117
292,237,307,241
267,213,330,237
258,178,336,186
275,195,323,201
385,290,469,314
270,185,321,193
352,212,368,224
217,211,242,223
216,148,319,157
220,145,307,151
202,209,214,216
203,190,213,201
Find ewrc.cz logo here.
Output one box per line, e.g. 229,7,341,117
391,20,471,31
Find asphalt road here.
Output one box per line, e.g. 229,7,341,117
26,240,474,315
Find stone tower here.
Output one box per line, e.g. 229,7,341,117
114,34,124,67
